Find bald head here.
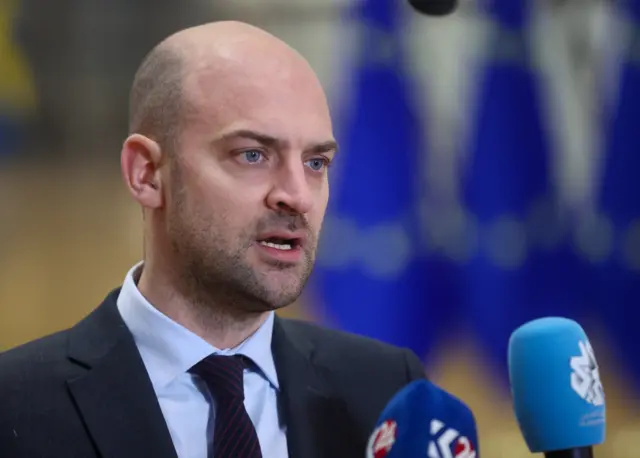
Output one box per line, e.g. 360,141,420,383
128,21,322,156
123,21,335,322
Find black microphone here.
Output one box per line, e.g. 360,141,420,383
407,0,459,16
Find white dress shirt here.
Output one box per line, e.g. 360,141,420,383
116,262,289,458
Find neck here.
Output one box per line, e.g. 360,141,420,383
136,259,270,349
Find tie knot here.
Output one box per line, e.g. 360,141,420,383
190,354,248,400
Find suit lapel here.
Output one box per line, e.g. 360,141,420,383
66,289,177,458
272,317,362,458
65,291,361,458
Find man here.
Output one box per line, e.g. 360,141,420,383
0,21,427,458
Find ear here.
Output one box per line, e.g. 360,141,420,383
120,134,164,209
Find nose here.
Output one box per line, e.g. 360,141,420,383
266,161,313,215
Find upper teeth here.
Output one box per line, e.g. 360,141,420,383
260,241,293,250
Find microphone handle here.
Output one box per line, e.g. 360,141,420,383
545,447,594,458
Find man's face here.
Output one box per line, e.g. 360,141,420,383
164,59,335,312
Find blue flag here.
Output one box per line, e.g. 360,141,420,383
309,0,436,358
595,0,640,393
461,0,582,386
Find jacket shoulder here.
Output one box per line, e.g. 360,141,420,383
277,317,425,378
277,317,427,445
0,329,74,385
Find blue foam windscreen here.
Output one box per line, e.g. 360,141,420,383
508,317,606,453
365,379,478,457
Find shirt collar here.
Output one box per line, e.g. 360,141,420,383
116,262,280,391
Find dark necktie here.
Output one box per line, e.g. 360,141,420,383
189,354,263,458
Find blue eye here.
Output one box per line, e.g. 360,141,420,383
242,150,264,163
306,158,329,172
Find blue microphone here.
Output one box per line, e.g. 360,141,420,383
365,379,478,458
508,317,606,458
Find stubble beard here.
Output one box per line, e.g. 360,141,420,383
166,176,316,320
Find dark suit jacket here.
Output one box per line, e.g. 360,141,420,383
0,288,426,458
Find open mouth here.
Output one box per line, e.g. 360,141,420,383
258,237,300,251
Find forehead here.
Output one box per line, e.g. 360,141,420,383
182,56,333,146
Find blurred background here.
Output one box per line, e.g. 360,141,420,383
0,0,638,456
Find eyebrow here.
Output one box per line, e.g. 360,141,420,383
216,129,338,155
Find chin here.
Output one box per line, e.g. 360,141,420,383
256,282,304,311
263,291,302,310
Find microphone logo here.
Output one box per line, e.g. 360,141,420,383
570,340,605,406
366,420,397,458
428,419,477,458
